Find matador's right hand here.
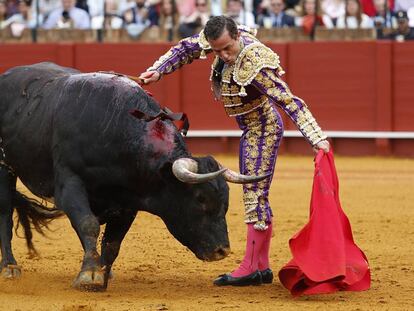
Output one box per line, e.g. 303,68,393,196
138,71,161,85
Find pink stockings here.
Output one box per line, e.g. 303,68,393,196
231,222,273,277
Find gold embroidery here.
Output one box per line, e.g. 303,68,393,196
295,108,327,145
198,29,210,50
222,64,234,83
223,95,268,117
241,101,281,224
233,43,283,87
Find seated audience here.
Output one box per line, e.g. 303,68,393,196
176,0,196,18
257,0,295,28
379,9,414,38
5,0,18,16
336,0,374,27
394,0,414,12
210,0,225,16
0,0,8,28
30,0,61,20
321,0,346,25
89,0,123,29
4,0,43,32
295,0,333,35
151,0,179,41
372,0,397,29
123,0,151,37
75,0,88,12
226,0,257,27
178,0,210,38
43,0,90,29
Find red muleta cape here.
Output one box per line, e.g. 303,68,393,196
278,149,371,296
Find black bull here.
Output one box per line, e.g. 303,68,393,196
0,63,267,291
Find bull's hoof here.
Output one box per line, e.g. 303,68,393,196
1,264,22,279
72,270,106,292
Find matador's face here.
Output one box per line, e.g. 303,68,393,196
208,30,241,66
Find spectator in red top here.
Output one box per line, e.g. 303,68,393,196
295,0,333,36
360,0,394,17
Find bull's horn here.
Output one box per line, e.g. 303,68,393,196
172,158,226,184
221,167,271,184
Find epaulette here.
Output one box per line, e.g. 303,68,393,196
233,42,284,94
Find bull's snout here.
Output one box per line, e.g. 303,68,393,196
205,246,231,261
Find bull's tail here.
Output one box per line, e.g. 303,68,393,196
13,191,64,257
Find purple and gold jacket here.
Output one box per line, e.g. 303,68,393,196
147,26,327,146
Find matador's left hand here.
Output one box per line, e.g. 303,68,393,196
313,140,330,153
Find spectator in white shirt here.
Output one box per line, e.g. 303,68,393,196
226,0,257,27
336,0,373,28
30,0,61,19
5,0,43,28
43,0,90,28
394,0,414,12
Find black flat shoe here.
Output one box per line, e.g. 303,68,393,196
213,270,262,286
260,268,273,284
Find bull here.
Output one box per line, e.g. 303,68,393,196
0,62,266,291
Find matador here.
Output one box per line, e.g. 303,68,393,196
139,15,329,286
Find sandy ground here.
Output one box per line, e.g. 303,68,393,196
0,154,413,311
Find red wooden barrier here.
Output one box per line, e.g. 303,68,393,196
1,41,413,156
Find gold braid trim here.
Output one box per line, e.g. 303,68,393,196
233,43,284,95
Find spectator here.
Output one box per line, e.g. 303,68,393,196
75,0,88,12
226,0,257,27
394,0,414,11
3,0,43,31
5,0,18,16
408,6,413,25
178,0,210,38
295,0,333,35
123,0,151,37
336,0,374,28
257,0,295,28
43,0,90,29
321,0,346,25
90,0,123,29
176,0,196,17
30,0,61,20
285,0,301,11
380,9,414,38
372,0,397,28
360,0,394,17
152,0,179,41
210,0,225,16
0,0,8,28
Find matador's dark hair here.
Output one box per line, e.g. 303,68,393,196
204,15,238,41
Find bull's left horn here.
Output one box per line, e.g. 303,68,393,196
221,167,271,184
172,158,226,184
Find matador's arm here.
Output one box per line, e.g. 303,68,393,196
252,68,327,146
147,34,206,76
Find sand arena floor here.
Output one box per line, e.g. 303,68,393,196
0,154,413,311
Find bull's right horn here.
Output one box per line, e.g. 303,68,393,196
221,166,271,184
172,158,226,184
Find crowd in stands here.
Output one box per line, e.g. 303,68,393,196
0,0,413,40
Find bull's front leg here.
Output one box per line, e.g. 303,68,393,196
100,210,137,289
54,171,104,291
0,169,20,279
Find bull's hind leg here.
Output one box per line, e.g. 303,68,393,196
0,168,20,279
54,171,104,291
100,211,137,289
